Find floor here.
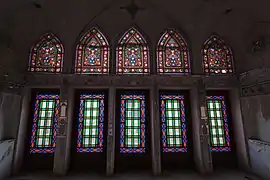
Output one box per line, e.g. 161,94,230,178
8,170,262,180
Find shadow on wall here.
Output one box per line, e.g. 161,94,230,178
0,140,15,180
256,98,270,142
248,139,270,180
241,94,270,179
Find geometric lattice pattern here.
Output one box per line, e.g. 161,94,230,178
28,33,64,73
30,94,60,154
206,96,231,152
160,95,188,152
203,35,234,75
77,94,105,153
120,95,146,154
116,27,150,74
157,29,190,74
75,28,110,74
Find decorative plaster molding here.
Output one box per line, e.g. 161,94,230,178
240,66,270,86
240,66,270,97
248,139,270,152
24,74,238,89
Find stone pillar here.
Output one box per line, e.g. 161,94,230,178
53,78,70,175
229,88,250,171
12,87,31,174
197,79,213,174
106,87,116,175
150,86,161,175
190,87,204,173
65,88,74,173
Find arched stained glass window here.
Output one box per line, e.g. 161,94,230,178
203,35,233,74
116,27,150,74
29,33,64,73
75,28,110,74
157,29,190,74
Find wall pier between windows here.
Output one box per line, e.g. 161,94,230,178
53,87,74,175
150,87,162,175
197,81,214,173
190,87,207,173
106,87,116,175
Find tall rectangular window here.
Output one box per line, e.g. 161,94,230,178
120,94,146,154
206,96,231,152
77,94,105,153
30,94,60,154
160,95,187,152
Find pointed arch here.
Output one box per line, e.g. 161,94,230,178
203,35,234,74
29,33,64,73
116,27,150,74
157,29,190,74
75,28,110,74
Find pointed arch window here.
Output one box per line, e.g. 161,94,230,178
116,27,150,74
203,35,234,74
29,33,64,73
75,28,110,74
157,29,190,74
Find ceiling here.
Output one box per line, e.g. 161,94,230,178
0,0,270,74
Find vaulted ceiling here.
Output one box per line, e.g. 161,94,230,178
0,0,270,75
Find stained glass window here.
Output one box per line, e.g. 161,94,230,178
30,94,60,154
29,33,64,73
203,35,233,74
77,94,105,153
116,27,150,74
75,28,110,74
157,29,190,74
120,95,146,153
206,96,231,152
160,95,187,152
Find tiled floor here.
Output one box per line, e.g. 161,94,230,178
8,170,262,180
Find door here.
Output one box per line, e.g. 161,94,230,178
23,89,60,172
206,90,237,170
115,90,152,173
159,90,194,172
70,90,108,173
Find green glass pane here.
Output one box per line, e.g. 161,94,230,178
207,100,226,147
124,99,141,147
81,99,101,147
35,99,56,148
164,99,183,147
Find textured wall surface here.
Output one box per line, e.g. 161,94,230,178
0,93,21,140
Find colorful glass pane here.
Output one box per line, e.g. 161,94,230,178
203,35,233,74
75,28,110,74
30,94,60,154
116,27,150,74
206,96,231,152
160,95,187,152
77,94,105,153
157,29,190,74
29,33,64,73
120,95,146,153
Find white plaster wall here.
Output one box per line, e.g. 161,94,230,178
241,95,270,142
0,140,15,180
